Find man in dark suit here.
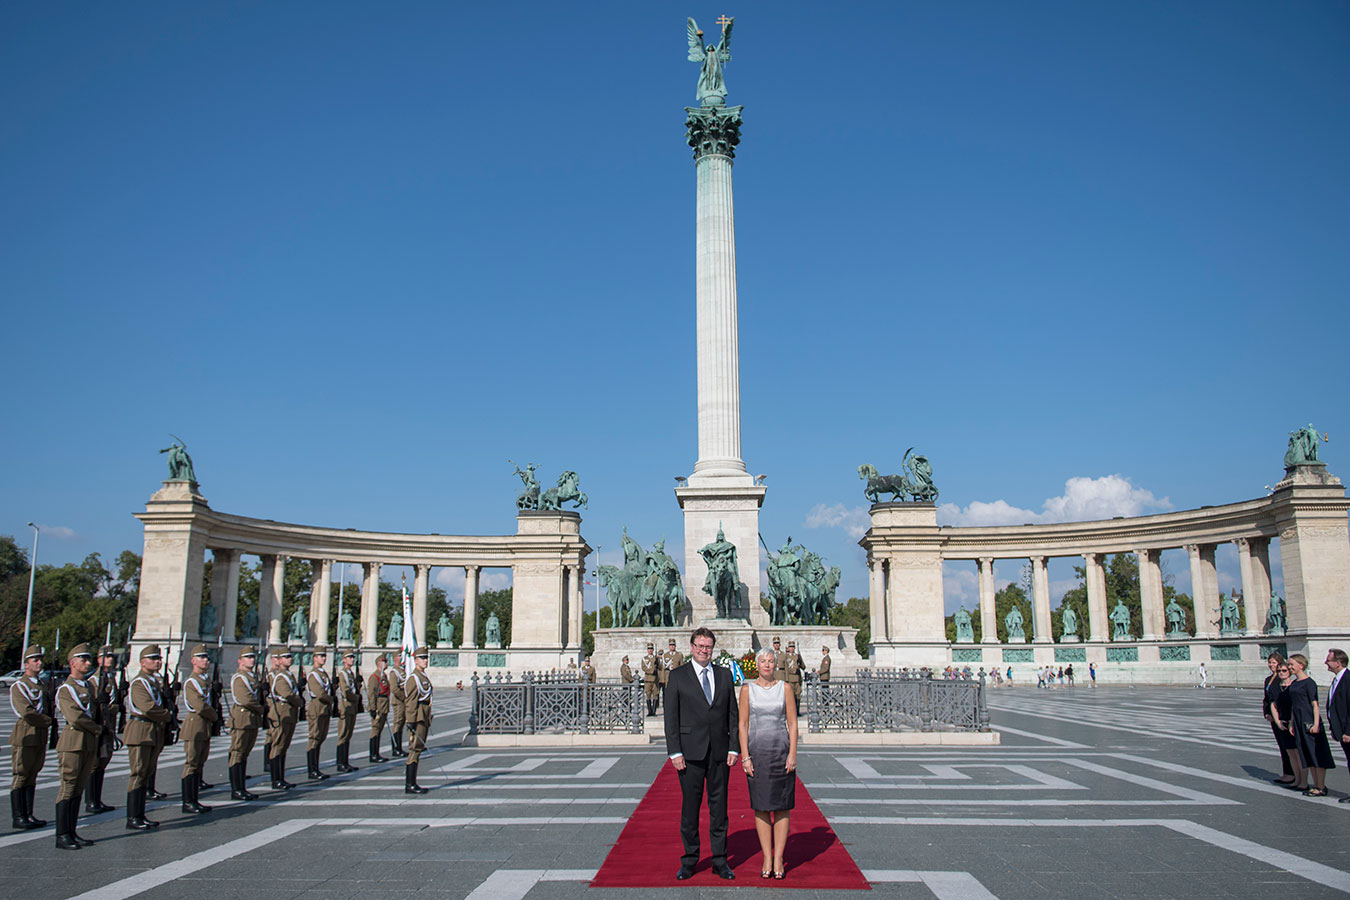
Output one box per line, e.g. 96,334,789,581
664,627,739,880
1325,648,1350,803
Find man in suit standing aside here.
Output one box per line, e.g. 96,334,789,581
1325,648,1350,803
664,627,739,881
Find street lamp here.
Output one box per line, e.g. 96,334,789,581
22,523,38,655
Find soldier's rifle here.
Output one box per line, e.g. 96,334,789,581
208,632,225,738
295,651,307,724
44,639,61,750
354,651,365,714
256,634,273,732
162,630,184,745
115,629,131,738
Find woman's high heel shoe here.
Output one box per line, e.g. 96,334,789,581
773,864,785,880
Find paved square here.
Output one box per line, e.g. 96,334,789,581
4,686,1349,900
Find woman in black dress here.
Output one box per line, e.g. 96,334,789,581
738,648,798,879
1287,654,1335,797
1263,653,1296,784
1269,659,1304,790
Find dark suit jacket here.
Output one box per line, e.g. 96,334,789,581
663,662,738,761
1328,672,1350,741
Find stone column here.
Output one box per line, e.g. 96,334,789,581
312,559,332,645
1235,537,1255,632
570,565,585,651
868,558,886,645
260,555,284,645
978,558,997,643
360,562,382,647
1186,544,1219,639
1083,553,1107,642
1137,549,1164,641
219,549,241,642
206,549,233,639
413,564,430,647
462,565,480,649
1248,538,1273,635
1030,556,1052,643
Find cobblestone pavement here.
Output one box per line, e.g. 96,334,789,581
4,685,1348,900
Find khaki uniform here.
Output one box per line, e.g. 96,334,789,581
660,648,682,689
784,649,803,703
8,675,51,789
403,670,433,764
123,674,170,791
641,653,660,714
582,663,597,684
336,667,360,747
306,669,333,749
228,670,264,766
367,670,391,740
774,648,788,681
620,662,634,683
818,653,831,682
388,666,407,733
55,677,101,802
91,667,120,775
180,673,218,777
266,670,300,760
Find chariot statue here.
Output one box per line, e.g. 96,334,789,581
858,448,939,503
510,460,540,511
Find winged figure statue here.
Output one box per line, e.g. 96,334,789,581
687,16,734,107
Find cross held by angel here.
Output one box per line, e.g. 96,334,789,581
687,16,734,107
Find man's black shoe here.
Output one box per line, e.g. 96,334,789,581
712,865,735,880
675,867,694,881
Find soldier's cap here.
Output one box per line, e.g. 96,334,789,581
375,653,388,663
773,637,781,644
268,645,288,656
310,644,329,655
413,647,429,658
99,644,116,657
668,640,676,646
646,643,653,649
23,645,44,661
787,641,795,647
190,643,209,658
68,642,94,661
343,649,356,659
238,649,257,658
140,644,163,660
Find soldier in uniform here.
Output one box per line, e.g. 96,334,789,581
620,656,633,683
659,640,682,707
266,647,301,790
227,648,263,801
640,643,660,717
403,647,432,794
179,645,217,814
387,650,407,757
784,641,803,708
335,649,361,773
304,646,334,780
581,656,597,683
772,637,787,682
366,653,390,763
123,645,171,830
817,646,831,682
85,645,119,814
54,643,102,849
9,645,51,831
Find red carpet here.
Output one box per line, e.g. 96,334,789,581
591,763,870,889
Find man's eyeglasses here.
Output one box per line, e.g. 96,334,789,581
692,643,714,651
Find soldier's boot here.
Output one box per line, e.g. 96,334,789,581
12,789,40,830
86,769,115,814
230,763,258,801
269,755,291,791
125,787,153,830
369,736,385,763
181,776,211,814
197,771,213,791
69,791,95,846
54,799,80,850
24,785,46,828
306,748,328,781
404,761,429,795
338,743,358,773
390,731,405,757
147,772,167,802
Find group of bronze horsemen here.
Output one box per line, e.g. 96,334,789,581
8,638,435,850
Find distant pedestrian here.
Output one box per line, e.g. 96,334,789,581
1089,663,1096,688
1057,667,1065,686
1197,663,1208,689
1036,668,1045,689
1006,666,1013,686
1066,665,1074,686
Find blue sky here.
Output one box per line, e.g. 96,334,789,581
3,1,1346,612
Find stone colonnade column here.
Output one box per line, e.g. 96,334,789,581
259,555,284,644
462,566,480,649
1137,549,1164,640
413,564,430,647
1083,553,1107,642
207,549,233,639
1247,538,1273,635
570,565,584,651
361,562,382,647
868,558,886,644
220,550,241,641
312,559,333,644
1030,556,1052,643
1186,544,1219,638
978,558,997,643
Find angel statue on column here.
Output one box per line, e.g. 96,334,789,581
687,16,733,107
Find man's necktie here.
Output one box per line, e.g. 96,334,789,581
701,666,713,704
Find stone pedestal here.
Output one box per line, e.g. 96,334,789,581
133,481,211,645
589,623,863,682
860,503,944,648
509,511,590,660
1271,464,1350,635
675,481,768,625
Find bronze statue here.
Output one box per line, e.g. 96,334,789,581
700,524,740,618
687,16,733,107
159,436,197,482
510,460,540,510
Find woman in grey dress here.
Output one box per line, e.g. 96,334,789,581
738,648,798,879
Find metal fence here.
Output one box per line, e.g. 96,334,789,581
801,669,990,733
468,671,645,735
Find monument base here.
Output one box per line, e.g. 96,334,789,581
675,481,768,626
590,623,864,681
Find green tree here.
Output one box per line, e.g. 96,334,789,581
581,605,614,658
825,596,870,656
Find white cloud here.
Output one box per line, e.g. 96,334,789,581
938,475,1172,527
37,524,77,540
480,571,512,591
804,503,871,539
943,567,978,611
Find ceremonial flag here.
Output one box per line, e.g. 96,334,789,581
400,577,418,679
